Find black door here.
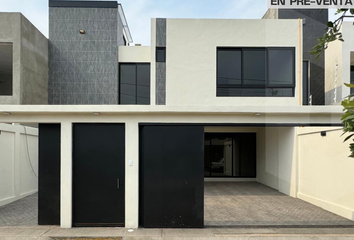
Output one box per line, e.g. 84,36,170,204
38,124,61,225
140,125,204,228
73,123,125,227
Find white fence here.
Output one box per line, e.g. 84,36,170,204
0,123,38,207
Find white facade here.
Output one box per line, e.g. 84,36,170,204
325,22,354,105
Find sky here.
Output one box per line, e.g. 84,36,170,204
0,0,337,46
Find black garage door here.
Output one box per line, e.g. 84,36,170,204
73,123,125,227
140,125,204,228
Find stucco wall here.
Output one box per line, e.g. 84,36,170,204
297,127,354,220
158,19,302,106
0,13,21,104
20,15,48,104
325,34,343,105
0,123,38,207
118,46,151,63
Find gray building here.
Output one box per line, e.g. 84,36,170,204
263,9,328,105
0,13,48,105
48,0,132,104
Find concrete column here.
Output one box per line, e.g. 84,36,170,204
125,121,139,228
13,125,21,197
60,121,72,228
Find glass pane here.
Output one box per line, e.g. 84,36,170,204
239,133,256,177
243,49,266,86
217,88,293,97
156,47,166,62
204,138,211,177
302,61,309,105
269,49,294,86
351,66,354,95
120,84,136,104
210,137,233,177
120,64,136,85
137,86,150,105
137,64,150,86
0,43,13,96
217,49,241,85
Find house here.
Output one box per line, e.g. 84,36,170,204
0,0,353,230
0,13,48,104
325,21,354,105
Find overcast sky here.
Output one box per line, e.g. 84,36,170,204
0,0,337,46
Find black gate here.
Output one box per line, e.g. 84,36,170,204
73,123,125,227
140,125,204,228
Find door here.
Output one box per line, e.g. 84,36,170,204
38,124,61,225
140,125,204,228
73,123,125,227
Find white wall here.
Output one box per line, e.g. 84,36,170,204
151,18,302,106
0,123,38,207
118,46,151,63
297,127,354,221
257,127,297,197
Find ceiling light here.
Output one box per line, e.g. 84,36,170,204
128,229,134,232
93,112,100,116
254,113,261,116
3,112,11,115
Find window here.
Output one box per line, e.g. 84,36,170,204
0,43,13,96
156,47,166,62
302,61,310,105
204,133,256,178
120,63,150,105
217,47,295,97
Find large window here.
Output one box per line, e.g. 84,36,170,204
217,47,295,97
120,63,150,105
0,43,13,96
204,133,256,178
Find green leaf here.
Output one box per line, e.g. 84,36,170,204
344,133,354,142
344,83,354,88
327,21,334,27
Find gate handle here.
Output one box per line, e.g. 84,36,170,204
117,178,120,189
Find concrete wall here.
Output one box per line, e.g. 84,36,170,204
0,13,48,105
20,15,48,104
297,127,354,221
153,19,302,107
0,13,21,104
0,123,38,207
49,7,120,104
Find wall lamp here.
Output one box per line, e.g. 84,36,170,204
79,29,86,34
321,131,327,137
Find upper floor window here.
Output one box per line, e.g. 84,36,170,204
217,47,295,97
0,43,13,96
156,47,166,62
120,63,150,105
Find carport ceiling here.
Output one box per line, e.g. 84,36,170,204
0,43,13,75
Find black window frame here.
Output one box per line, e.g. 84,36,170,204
156,47,166,62
217,47,296,97
119,63,151,105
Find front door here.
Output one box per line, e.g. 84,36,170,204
73,123,125,227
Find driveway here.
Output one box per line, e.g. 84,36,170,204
0,193,37,226
205,182,354,227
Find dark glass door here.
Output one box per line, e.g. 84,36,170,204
73,123,125,227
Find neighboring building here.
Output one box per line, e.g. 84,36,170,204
325,21,354,105
0,0,353,231
263,9,328,105
0,13,48,104
48,0,133,104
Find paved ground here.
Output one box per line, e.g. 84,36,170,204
2,226,354,240
0,193,37,226
205,182,354,227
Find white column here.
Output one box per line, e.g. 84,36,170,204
125,121,139,228
60,121,72,228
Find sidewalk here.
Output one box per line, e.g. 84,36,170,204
1,226,354,240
